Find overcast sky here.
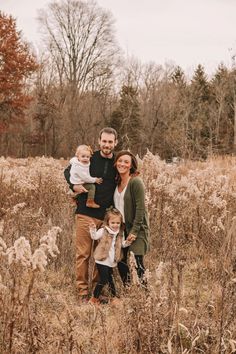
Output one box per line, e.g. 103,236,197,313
1,0,236,76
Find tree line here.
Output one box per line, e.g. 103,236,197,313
1,0,236,160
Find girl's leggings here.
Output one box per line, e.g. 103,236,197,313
93,263,116,298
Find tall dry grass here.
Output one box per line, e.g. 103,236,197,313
0,154,236,353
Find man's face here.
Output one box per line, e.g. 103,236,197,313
99,132,117,157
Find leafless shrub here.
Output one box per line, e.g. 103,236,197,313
1,154,236,353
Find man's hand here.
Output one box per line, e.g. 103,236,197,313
73,184,88,193
95,177,103,184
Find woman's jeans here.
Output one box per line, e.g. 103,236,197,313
117,247,145,285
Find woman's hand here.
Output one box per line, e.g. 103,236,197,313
126,233,137,243
123,239,132,246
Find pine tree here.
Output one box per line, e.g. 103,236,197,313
172,66,186,88
210,64,232,151
188,65,212,157
212,63,228,85
191,64,210,103
109,85,142,154
109,109,123,151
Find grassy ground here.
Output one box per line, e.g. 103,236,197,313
1,154,236,353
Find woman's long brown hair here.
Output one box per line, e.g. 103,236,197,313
114,150,139,185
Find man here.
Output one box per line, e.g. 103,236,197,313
64,127,118,303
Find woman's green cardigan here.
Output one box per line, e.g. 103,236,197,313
123,176,149,256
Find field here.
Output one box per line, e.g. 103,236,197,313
1,153,236,354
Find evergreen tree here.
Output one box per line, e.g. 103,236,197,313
191,64,210,102
109,85,142,154
212,63,228,85
109,109,123,151
171,66,186,88
169,66,190,158
188,64,212,157
210,64,232,151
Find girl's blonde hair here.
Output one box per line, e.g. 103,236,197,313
103,207,123,228
75,144,93,157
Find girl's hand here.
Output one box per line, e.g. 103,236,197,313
89,223,96,232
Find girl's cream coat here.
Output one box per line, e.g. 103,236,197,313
93,228,123,262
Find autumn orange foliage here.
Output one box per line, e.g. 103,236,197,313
0,12,38,132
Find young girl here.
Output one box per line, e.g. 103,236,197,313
70,144,103,208
89,207,130,304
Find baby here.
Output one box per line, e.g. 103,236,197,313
70,144,102,208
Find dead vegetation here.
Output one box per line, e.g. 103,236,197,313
0,154,236,353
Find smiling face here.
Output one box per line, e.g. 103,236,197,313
115,154,132,176
98,132,117,158
108,215,121,232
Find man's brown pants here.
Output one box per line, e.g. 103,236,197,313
75,214,103,296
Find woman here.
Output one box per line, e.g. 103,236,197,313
114,150,149,284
